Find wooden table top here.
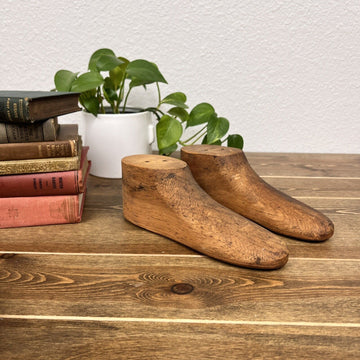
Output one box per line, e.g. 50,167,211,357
1,152,359,359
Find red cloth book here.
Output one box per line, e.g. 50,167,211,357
0,147,90,197
0,147,91,228
0,189,88,228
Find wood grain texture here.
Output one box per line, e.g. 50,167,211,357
0,152,359,360
246,152,360,177
0,181,359,259
264,176,360,198
181,145,334,240
175,151,360,178
1,255,359,323
122,154,288,269
1,319,359,360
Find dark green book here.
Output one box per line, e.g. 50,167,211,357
0,91,80,124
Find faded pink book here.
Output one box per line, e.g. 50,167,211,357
0,187,88,229
0,147,90,197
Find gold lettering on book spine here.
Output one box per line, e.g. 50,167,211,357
40,144,70,157
18,98,24,120
13,103,18,119
6,98,11,121
5,97,25,122
0,158,79,175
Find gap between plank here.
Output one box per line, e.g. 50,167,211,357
1,314,359,328
294,196,360,200
1,251,360,262
261,176,360,180
0,251,203,258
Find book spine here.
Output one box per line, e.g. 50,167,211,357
42,117,59,141
0,140,77,160
0,194,81,228
0,155,80,175
0,95,30,123
0,117,58,143
0,170,81,197
0,144,85,176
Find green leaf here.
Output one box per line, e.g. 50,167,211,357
103,76,115,90
80,93,99,115
88,49,116,71
187,103,215,127
161,92,188,108
70,71,104,92
109,57,129,89
118,56,130,65
167,107,189,122
227,134,244,149
127,59,167,88
159,143,178,155
156,115,183,150
109,67,123,90
207,116,229,144
54,70,78,92
103,86,117,104
95,54,124,72
201,135,221,145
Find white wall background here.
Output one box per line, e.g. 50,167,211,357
0,0,359,153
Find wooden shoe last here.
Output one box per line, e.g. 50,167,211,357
122,155,289,269
181,145,334,241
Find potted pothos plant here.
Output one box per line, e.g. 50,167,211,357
54,48,243,177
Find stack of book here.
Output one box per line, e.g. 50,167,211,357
0,91,91,228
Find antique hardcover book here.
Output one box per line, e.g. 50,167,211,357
0,90,80,124
0,117,59,143
0,187,88,228
0,138,82,175
0,124,79,160
0,147,89,197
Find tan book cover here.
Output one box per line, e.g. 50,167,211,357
0,124,80,160
0,137,82,175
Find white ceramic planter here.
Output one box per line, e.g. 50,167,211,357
83,110,154,178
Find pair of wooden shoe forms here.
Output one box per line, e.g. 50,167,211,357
122,145,334,270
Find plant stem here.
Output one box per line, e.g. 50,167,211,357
122,88,132,112
144,107,165,120
98,87,105,114
190,130,207,145
156,82,162,108
182,125,207,144
117,72,127,112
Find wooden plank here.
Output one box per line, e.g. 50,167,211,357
1,153,359,360
246,152,360,178
0,198,358,259
174,151,360,177
1,255,359,324
0,209,195,255
263,177,360,198
84,175,360,210
85,173,360,204
1,318,359,360
286,214,360,259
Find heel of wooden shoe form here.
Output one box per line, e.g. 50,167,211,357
181,145,334,241
122,154,289,269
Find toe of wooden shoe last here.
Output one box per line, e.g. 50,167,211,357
122,154,289,270
181,145,334,242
